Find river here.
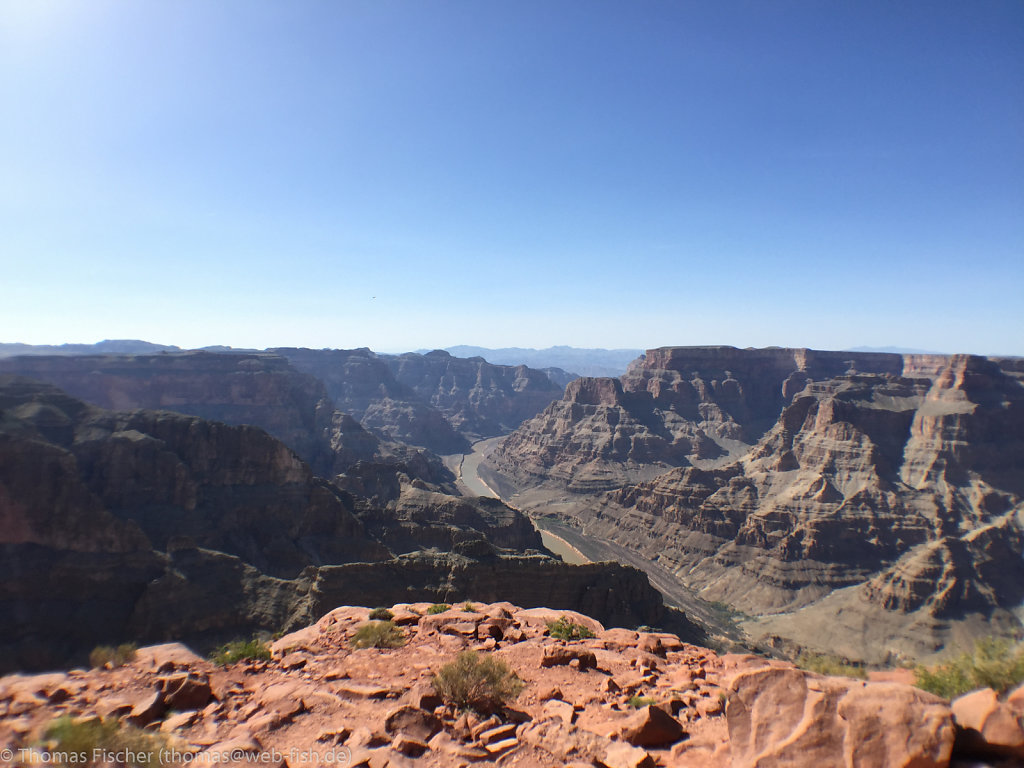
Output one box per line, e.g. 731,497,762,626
457,437,589,565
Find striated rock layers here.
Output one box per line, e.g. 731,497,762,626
486,347,1024,660
0,352,451,486
0,378,669,671
274,347,566,453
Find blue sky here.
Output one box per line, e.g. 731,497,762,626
1,1,1022,354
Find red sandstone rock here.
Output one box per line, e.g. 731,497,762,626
384,705,442,741
951,687,1024,760
618,705,686,747
727,666,954,767
0,602,972,768
541,646,598,669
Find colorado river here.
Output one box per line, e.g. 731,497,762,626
457,437,590,565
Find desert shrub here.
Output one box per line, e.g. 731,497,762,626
547,616,596,641
88,643,137,669
915,637,1024,699
351,621,406,649
211,638,271,665
369,607,394,621
42,716,165,767
428,603,451,615
432,651,524,713
461,601,476,612
628,696,656,708
797,651,866,679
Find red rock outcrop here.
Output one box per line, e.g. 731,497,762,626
0,601,972,768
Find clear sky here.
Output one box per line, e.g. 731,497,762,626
2,1,1022,355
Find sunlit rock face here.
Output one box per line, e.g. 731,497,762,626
486,346,1024,658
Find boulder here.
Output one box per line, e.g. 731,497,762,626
541,646,598,670
618,705,685,747
383,705,442,741
951,687,1024,760
727,666,954,767
159,672,213,710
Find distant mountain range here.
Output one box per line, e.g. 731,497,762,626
0,339,181,357
844,345,942,354
436,345,644,378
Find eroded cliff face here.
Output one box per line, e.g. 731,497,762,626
0,376,388,577
0,352,454,488
486,347,1024,660
275,348,565,452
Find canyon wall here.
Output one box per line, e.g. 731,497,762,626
485,347,1024,660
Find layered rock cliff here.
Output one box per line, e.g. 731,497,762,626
274,348,565,452
485,347,1024,660
0,352,452,487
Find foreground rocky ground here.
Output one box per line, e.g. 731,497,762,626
1,603,1022,767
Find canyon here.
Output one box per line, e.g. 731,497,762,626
484,346,1024,663
3,341,1023,671
0,376,674,673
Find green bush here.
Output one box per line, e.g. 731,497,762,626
42,717,166,767
369,607,394,621
915,637,1024,699
461,601,476,612
432,651,524,713
88,643,137,669
547,616,596,641
211,638,271,665
351,621,406,649
797,651,867,680
628,696,656,708
428,603,451,615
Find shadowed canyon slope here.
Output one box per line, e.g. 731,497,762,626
273,347,567,453
0,351,449,486
0,377,673,672
484,346,1024,661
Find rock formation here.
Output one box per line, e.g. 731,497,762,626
3,600,1007,768
274,347,566,452
0,352,452,486
485,347,1024,661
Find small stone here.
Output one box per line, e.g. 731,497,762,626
484,737,517,755
469,714,500,739
541,646,597,669
542,699,576,725
127,690,165,726
334,682,392,699
391,734,429,757
160,711,198,732
159,673,212,710
539,686,563,701
280,652,308,670
619,705,686,747
601,742,654,768
384,705,442,741
476,723,517,745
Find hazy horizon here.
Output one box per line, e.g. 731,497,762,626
3,1,1022,355
4,337,1019,360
